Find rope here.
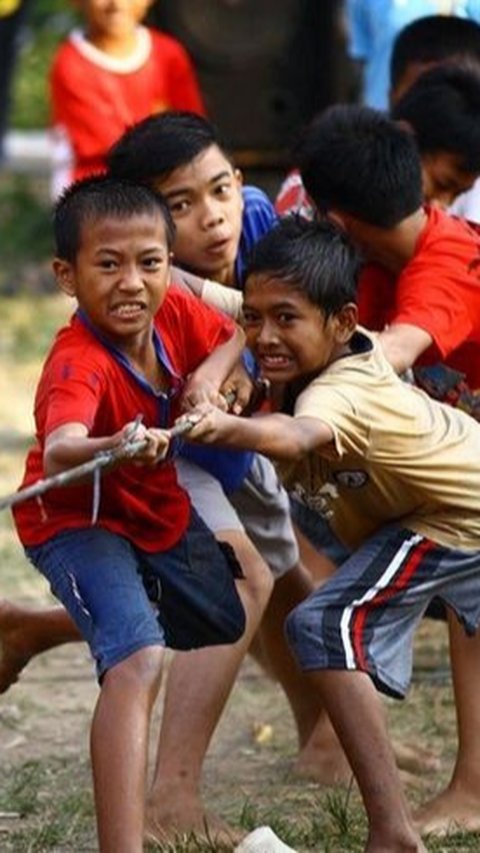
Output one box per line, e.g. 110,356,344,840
0,418,195,513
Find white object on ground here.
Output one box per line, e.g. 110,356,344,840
234,825,299,853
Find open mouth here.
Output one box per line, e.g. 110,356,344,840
205,237,231,256
258,353,293,373
110,301,146,319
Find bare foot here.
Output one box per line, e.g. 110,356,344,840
293,740,353,785
392,739,441,775
414,785,480,836
145,792,243,848
0,601,32,693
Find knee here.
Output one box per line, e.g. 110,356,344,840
103,645,164,698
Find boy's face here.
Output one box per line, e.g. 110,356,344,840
153,144,244,286
421,151,478,208
76,0,152,40
243,274,355,384
54,212,171,349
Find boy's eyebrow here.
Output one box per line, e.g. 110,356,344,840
92,242,168,256
245,299,300,311
162,170,233,199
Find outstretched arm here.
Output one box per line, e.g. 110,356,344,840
178,406,334,462
44,420,169,476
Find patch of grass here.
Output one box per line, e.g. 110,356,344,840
0,760,45,816
0,757,95,852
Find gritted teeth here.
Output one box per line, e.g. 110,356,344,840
261,354,290,365
111,302,145,315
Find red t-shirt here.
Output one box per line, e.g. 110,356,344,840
50,27,206,190
274,168,315,221
14,287,234,551
358,207,480,411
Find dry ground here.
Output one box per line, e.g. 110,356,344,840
0,295,477,852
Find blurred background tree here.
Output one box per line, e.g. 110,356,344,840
10,0,78,129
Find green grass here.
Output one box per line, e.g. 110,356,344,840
0,758,95,852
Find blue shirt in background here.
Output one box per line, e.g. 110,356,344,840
180,185,277,493
346,0,480,109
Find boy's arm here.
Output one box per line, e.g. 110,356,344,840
171,266,244,320
178,406,334,461
182,326,246,412
377,323,433,374
44,421,169,476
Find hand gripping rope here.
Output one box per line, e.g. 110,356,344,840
0,415,197,517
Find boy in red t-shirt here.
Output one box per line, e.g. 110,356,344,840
12,175,247,853
49,0,205,197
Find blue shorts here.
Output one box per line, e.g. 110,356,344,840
285,524,480,699
25,509,246,680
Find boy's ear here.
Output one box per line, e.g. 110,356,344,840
53,258,76,297
234,168,244,187
335,303,358,343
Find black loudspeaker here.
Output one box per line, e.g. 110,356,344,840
152,0,346,164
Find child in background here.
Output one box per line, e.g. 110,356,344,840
180,215,480,852
276,14,480,222
389,13,480,220
49,0,205,197
345,0,480,110
12,175,247,853
391,63,480,208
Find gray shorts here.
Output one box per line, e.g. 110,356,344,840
175,454,299,578
285,524,480,699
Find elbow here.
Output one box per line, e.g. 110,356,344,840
272,432,310,462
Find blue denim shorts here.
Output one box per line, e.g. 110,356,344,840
25,509,246,680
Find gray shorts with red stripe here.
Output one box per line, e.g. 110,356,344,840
285,524,480,698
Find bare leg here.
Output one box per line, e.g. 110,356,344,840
91,646,164,853
0,600,80,692
258,557,352,785
310,669,426,852
414,612,480,836
146,531,273,846
293,529,440,779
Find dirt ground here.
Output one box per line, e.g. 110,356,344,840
0,295,477,852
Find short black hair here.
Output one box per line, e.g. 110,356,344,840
296,104,423,228
391,15,480,92
244,216,360,319
54,174,175,261
393,63,480,172
107,110,228,185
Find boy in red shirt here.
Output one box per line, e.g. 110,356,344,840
49,0,205,197
12,174,248,853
